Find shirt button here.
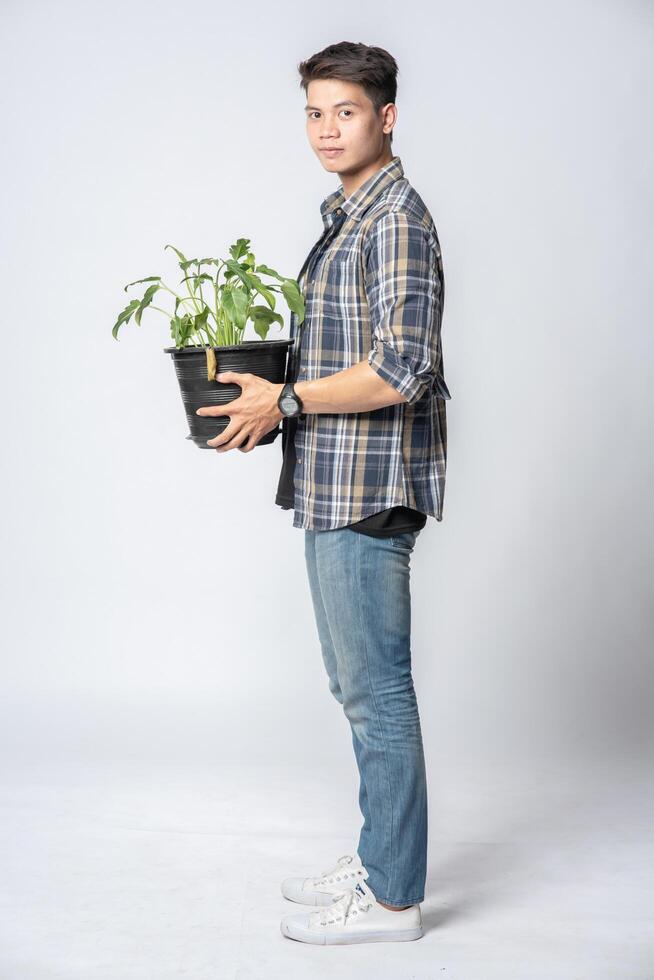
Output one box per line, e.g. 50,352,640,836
297,457,303,464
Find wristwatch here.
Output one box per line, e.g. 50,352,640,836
277,381,304,418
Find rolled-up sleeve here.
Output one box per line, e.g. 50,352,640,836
364,211,444,404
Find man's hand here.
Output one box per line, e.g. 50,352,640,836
196,372,285,453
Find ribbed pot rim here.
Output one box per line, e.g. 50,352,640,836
162,339,293,354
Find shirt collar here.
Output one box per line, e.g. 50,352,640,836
319,155,404,229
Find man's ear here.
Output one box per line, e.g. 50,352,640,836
380,102,397,140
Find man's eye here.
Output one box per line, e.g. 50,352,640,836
307,110,353,119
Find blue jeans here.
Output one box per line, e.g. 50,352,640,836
304,526,428,907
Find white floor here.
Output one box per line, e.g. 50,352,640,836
1,758,652,980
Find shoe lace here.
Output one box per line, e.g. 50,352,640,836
311,886,373,928
310,853,364,887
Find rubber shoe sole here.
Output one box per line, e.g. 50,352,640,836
280,912,424,945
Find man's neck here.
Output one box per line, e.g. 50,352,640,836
339,150,394,198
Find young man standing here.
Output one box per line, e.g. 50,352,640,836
197,41,451,944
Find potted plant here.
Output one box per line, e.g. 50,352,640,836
112,237,305,448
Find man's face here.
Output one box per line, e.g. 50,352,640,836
304,78,393,174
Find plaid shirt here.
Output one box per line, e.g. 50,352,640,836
276,154,451,531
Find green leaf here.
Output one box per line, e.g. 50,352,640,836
134,283,161,326
244,272,276,310
255,263,284,280
179,257,201,273
164,244,189,268
112,298,141,339
223,258,303,317
180,273,215,287
172,312,195,347
248,305,283,340
280,279,305,324
229,238,251,261
222,286,249,330
223,258,252,290
124,276,161,292
194,306,210,330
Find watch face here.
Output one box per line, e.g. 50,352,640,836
281,394,300,415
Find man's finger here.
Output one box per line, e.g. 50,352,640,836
216,371,249,383
196,400,240,417
207,423,239,447
209,424,252,451
238,432,260,453
216,431,250,452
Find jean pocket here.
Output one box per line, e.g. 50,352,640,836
389,530,420,550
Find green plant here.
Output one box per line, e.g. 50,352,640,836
112,237,305,348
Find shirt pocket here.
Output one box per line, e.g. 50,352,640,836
318,256,370,358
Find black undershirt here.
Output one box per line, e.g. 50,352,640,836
274,414,426,538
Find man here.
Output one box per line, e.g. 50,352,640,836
196,41,451,944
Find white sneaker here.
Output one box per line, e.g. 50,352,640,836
281,853,368,907
280,878,423,945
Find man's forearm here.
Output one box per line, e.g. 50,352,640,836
293,358,407,414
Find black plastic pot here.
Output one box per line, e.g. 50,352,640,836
164,339,293,449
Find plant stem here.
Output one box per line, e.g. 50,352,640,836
184,266,202,312
195,261,205,309
159,284,200,312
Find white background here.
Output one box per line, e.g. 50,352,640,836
1,1,652,977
